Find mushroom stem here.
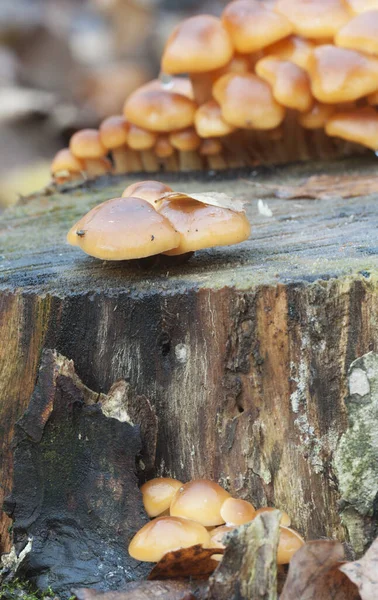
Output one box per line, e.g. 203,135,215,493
190,72,214,105
141,150,160,172
124,149,143,172
177,150,203,171
111,147,130,174
158,152,179,172
84,158,112,178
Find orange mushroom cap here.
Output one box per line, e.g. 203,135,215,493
140,77,194,100
169,128,201,152
161,15,233,74
124,88,197,133
70,129,107,159
255,507,291,527
275,0,350,39
159,195,251,256
222,0,293,53
170,479,231,526
325,107,378,150
122,180,173,205
298,101,335,129
220,498,256,526
128,516,211,562
67,196,181,260
140,477,183,518
213,73,285,130
308,45,378,103
99,116,128,149
277,526,304,565
335,10,378,56
195,100,236,138
256,57,313,112
51,148,84,176
346,0,378,14
127,125,157,150
208,525,235,549
263,35,315,71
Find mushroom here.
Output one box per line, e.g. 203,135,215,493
124,87,197,133
335,10,378,56
122,180,173,206
140,477,183,518
169,127,203,171
346,0,378,14
161,15,234,104
298,102,335,129
195,100,236,138
222,0,293,53
128,516,211,562
69,129,111,178
141,76,194,100
169,479,231,526
277,526,304,564
262,35,315,71
274,0,350,39
255,57,313,112
51,148,84,183
67,196,181,260
220,497,256,526
308,45,378,103
213,73,285,130
255,507,292,527
158,193,250,256
325,106,378,150
199,138,227,170
99,115,129,175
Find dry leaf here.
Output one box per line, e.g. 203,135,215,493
158,192,246,212
148,544,224,581
280,540,360,600
340,538,378,600
74,580,205,600
247,174,378,200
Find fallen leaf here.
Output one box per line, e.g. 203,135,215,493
74,580,205,600
148,544,224,581
159,192,246,212
280,540,360,600
341,538,378,600
245,174,378,200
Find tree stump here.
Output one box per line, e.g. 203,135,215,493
1,156,378,574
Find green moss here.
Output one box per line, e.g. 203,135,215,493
0,579,75,600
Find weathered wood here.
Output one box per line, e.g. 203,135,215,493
1,156,378,560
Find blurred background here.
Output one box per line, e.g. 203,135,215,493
0,0,229,207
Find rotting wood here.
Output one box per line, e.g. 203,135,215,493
1,156,378,559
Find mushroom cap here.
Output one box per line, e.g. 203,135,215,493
213,73,285,130
70,129,107,159
255,507,291,527
325,107,378,150
99,116,128,149
220,498,256,526
277,526,304,564
122,180,173,205
127,125,157,150
170,479,231,526
298,101,335,129
51,148,84,175
256,57,313,112
222,0,293,53
368,90,378,105
263,35,315,71
124,88,197,133
154,135,175,158
169,128,201,151
140,77,194,100
200,138,223,156
161,15,233,74
208,525,235,549
195,100,236,138
128,516,211,562
158,195,251,256
335,10,378,56
140,477,184,518
308,45,378,103
275,0,350,39
67,196,181,260
346,0,378,14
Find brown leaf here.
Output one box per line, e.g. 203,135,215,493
159,192,246,212
280,540,360,600
148,544,224,581
248,174,378,200
74,580,205,600
340,538,378,600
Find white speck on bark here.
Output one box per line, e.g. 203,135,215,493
175,343,188,364
349,368,370,397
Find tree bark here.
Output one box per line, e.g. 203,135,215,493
1,156,378,561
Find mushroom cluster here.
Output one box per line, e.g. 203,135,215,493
129,477,304,564
67,180,251,262
51,1,378,181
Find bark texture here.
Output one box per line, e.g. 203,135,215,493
1,156,378,560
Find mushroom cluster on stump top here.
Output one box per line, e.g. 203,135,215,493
128,476,304,565
50,1,378,180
